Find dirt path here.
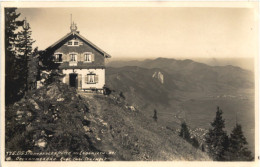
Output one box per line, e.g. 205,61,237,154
78,92,102,114
77,92,116,159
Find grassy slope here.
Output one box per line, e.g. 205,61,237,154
79,92,211,161
5,82,210,161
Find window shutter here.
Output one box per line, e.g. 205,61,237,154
66,54,70,62
78,74,82,90
65,74,69,84
92,54,95,62
81,54,84,62
95,75,98,83
78,54,81,62
85,75,88,83
63,54,66,62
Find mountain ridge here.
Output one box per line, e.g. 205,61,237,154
107,57,253,91
107,57,253,72
105,57,255,153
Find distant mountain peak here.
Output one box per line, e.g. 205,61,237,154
154,57,176,61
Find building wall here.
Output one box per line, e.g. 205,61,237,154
62,69,105,90
45,33,109,91
54,36,105,69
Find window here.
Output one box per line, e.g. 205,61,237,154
84,52,94,62
67,40,80,46
87,74,95,84
70,54,77,62
84,53,91,62
86,73,98,84
54,53,62,62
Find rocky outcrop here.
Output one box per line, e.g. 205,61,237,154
152,71,164,84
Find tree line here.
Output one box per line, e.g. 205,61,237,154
5,8,38,105
179,106,253,161
5,8,60,105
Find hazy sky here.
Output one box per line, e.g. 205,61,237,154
17,7,257,59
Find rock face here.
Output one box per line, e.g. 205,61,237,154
152,71,164,84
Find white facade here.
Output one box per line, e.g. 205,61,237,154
62,69,105,90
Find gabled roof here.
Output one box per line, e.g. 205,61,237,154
46,31,111,58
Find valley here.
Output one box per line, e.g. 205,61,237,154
5,57,255,161
106,58,255,154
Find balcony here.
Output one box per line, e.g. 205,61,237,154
69,61,77,66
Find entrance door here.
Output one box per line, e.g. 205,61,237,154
69,73,78,87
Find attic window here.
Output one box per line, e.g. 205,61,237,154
67,40,80,46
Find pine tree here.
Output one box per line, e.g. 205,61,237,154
28,47,40,90
16,18,35,92
38,45,64,85
179,121,191,141
201,144,205,152
227,124,253,161
5,9,36,104
205,106,229,161
190,137,200,149
179,122,200,149
5,8,22,104
153,109,158,122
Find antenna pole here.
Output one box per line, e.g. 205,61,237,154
70,14,72,25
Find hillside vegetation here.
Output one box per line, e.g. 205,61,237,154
5,81,210,161
106,58,255,154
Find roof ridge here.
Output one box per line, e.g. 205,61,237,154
46,31,111,58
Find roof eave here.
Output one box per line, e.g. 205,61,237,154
47,32,73,50
46,31,112,58
75,32,111,58
104,54,112,58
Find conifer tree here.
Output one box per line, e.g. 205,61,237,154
5,8,22,104
179,121,191,141
38,49,64,85
28,47,40,89
179,121,200,149
205,106,229,161
190,137,200,149
16,18,35,92
5,9,36,104
201,144,205,152
153,109,158,122
227,124,253,161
